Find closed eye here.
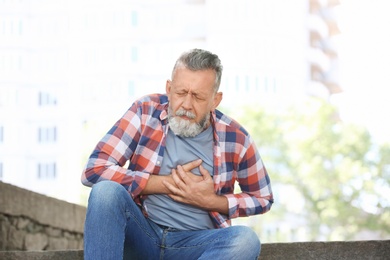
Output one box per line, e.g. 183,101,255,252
192,94,206,101
176,91,188,97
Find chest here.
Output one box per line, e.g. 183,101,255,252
159,128,214,176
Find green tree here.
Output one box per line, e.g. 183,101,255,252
227,98,390,241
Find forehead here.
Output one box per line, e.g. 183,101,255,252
172,68,216,93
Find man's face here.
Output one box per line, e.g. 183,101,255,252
166,67,222,137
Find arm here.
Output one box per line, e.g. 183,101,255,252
81,97,203,197
224,139,274,219
81,102,152,197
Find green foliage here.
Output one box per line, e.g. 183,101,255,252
226,98,390,241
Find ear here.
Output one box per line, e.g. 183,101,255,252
212,92,223,111
166,80,172,94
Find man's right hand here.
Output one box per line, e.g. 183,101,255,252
179,159,204,182
140,159,203,195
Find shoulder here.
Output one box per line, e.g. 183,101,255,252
215,109,249,136
134,93,168,106
131,93,168,114
214,110,259,159
124,93,168,121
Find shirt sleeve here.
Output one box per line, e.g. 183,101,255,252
81,102,151,198
223,138,274,219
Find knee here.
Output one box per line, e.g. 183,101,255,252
231,226,261,257
88,181,126,209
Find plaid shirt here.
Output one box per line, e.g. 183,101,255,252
82,94,273,228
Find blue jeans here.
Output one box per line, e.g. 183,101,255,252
84,181,261,260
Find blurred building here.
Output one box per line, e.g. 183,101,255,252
307,0,341,97
0,0,208,203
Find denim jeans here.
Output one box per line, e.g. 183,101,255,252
84,181,261,260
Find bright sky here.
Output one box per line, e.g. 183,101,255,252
336,0,390,143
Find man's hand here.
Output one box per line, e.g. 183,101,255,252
163,163,229,215
141,159,203,195
179,159,204,182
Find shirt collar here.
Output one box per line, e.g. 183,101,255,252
160,104,169,121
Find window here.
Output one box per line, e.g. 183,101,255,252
0,125,3,143
38,91,57,106
255,77,260,92
131,46,138,62
128,81,135,96
38,126,57,143
235,76,240,92
264,76,277,93
37,162,57,179
131,10,138,27
19,19,23,35
245,75,250,92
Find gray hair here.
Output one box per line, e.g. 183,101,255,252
171,49,223,92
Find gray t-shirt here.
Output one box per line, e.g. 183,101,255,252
143,125,215,230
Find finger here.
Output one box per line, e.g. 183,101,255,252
167,193,184,203
176,165,191,184
181,159,202,172
163,179,182,196
171,168,184,185
171,168,189,191
199,164,211,180
173,167,191,190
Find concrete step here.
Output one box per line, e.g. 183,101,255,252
260,240,390,259
0,250,83,260
0,240,389,260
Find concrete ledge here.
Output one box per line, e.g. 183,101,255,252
1,240,389,260
0,182,85,250
259,240,390,260
0,182,86,233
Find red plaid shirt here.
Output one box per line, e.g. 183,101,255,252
82,94,273,228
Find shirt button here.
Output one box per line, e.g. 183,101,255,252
156,161,161,165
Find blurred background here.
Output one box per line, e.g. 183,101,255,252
0,0,389,243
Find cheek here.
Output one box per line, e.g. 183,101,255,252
169,100,180,113
194,104,210,118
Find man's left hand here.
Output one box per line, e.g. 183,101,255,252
163,164,229,214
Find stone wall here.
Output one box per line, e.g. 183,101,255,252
0,182,86,251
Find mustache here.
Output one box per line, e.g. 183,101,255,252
175,108,196,119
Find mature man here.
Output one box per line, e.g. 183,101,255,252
81,49,273,259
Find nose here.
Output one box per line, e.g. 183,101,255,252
181,93,193,110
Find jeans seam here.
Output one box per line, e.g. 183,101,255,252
159,229,169,260
125,209,161,248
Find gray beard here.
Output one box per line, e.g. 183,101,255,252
168,107,210,138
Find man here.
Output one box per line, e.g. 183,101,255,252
81,49,273,259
